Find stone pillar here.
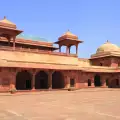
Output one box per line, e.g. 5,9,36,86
10,72,16,89
48,70,54,90
59,45,61,52
76,44,78,56
69,46,71,54
13,36,16,50
65,76,70,89
8,37,11,46
66,46,70,55
91,76,95,88
10,81,16,89
101,77,107,88
74,78,77,88
32,73,36,90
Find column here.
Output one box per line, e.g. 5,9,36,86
10,72,16,89
8,37,11,46
59,45,61,52
76,44,78,56
48,70,53,90
66,46,70,55
10,82,15,89
13,36,16,50
74,78,77,88
32,73,36,90
65,76,70,89
69,46,71,54
101,77,107,88
91,76,95,88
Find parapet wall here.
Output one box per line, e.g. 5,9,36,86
78,58,91,67
0,49,79,66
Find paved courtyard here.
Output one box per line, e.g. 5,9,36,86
0,88,120,120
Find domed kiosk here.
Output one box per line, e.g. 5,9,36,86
91,40,120,59
0,16,23,48
55,30,83,56
96,40,120,54
58,30,78,41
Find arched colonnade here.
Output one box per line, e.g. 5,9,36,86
87,74,120,88
16,70,65,90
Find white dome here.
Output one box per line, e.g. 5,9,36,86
96,41,120,53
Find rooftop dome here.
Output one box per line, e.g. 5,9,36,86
0,16,16,29
58,30,78,41
96,40,120,53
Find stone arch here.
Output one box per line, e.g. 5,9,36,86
94,74,101,87
16,70,32,90
70,45,76,54
109,78,119,88
52,71,65,89
60,46,67,53
35,71,48,89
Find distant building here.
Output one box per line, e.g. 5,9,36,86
0,16,120,92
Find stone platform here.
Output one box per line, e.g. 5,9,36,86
0,88,120,120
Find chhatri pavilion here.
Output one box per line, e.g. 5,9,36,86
0,16,120,92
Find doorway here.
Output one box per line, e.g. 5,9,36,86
16,70,32,90
70,79,75,87
88,79,91,86
35,71,48,89
106,79,109,86
26,80,31,90
52,71,64,89
94,74,101,87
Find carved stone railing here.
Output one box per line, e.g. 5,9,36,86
0,46,77,57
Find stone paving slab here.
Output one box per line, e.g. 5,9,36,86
0,89,120,119
0,88,120,96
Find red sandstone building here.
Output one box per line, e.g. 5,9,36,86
0,16,120,92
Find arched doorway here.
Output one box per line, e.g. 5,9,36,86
70,78,75,87
110,79,119,88
88,79,91,86
35,71,48,89
16,70,32,90
52,71,64,89
94,74,101,87
106,79,109,86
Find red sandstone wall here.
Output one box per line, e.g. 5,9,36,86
90,57,119,67
0,68,16,91
0,49,79,66
0,67,119,92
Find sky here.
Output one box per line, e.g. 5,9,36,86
0,0,120,58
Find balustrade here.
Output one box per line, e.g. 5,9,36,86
0,45,77,57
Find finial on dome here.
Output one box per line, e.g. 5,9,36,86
4,16,6,19
67,29,70,31
106,40,110,44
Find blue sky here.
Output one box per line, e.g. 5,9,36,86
0,0,120,58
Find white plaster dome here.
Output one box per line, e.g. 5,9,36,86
96,41,120,53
